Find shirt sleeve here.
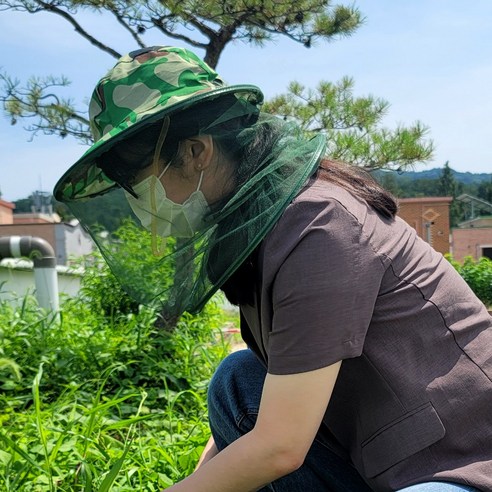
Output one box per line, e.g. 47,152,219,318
267,197,385,375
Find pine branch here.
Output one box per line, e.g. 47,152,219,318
34,0,122,59
109,6,146,49
150,15,207,49
1,72,91,143
179,10,217,39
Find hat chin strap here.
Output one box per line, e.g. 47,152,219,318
150,117,170,256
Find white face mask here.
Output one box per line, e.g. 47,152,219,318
125,162,209,239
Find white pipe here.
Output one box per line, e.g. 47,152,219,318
33,267,60,311
0,236,59,311
10,235,22,257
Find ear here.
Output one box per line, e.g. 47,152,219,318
183,135,214,172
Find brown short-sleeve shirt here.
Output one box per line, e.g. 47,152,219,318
240,177,492,490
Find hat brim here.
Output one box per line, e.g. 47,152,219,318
54,84,263,202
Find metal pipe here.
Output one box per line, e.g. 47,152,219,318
424,222,432,246
0,236,59,311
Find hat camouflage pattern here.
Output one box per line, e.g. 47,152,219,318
53,45,326,318
54,46,263,202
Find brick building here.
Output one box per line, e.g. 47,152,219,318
0,199,15,224
12,212,61,224
397,197,452,255
450,195,492,261
451,216,492,261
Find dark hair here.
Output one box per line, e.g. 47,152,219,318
96,94,259,195
97,103,398,307
318,158,398,219
220,158,398,306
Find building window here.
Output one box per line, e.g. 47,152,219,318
482,247,492,260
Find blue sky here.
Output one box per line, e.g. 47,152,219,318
1,0,491,201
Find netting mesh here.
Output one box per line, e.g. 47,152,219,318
65,113,326,319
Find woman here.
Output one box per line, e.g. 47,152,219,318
54,46,492,491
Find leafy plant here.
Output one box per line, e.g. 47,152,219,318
77,252,140,318
0,365,209,490
0,262,236,489
446,254,492,307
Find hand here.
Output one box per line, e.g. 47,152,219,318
195,436,219,470
166,361,342,491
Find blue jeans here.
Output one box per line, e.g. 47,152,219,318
207,350,478,492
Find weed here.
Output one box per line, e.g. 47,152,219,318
0,290,231,490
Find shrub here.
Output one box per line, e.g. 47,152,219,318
445,255,492,307
79,253,140,317
0,292,233,490
77,219,177,320
0,220,237,489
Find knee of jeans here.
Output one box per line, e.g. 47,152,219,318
208,350,265,417
208,349,266,446
208,350,253,403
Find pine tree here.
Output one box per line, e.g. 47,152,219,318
477,179,492,204
438,162,462,226
264,78,433,170
0,0,433,169
438,161,456,196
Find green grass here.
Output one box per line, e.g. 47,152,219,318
0,291,233,491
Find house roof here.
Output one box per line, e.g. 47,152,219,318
398,197,453,204
0,199,15,210
457,215,492,228
456,194,492,214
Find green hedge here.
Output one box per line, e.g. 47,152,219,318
446,255,492,308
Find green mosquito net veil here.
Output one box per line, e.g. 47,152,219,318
62,98,326,320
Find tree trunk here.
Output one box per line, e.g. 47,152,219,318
204,41,223,69
204,25,238,69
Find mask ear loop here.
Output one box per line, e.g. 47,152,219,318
196,168,204,191
150,116,170,256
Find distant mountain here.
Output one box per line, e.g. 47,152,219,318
373,168,492,185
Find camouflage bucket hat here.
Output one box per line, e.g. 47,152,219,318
54,46,263,202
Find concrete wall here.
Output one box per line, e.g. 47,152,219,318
59,223,94,265
0,259,82,305
0,222,94,265
0,223,57,255
398,197,452,255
